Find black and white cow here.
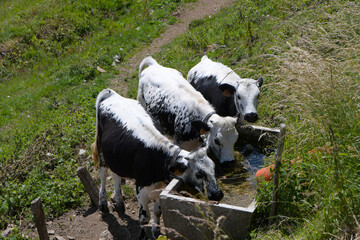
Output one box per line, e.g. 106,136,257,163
137,57,238,164
92,89,223,238
187,55,263,124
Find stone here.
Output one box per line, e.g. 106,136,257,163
54,236,65,240
97,66,106,73
79,149,86,156
100,230,111,239
1,224,15,237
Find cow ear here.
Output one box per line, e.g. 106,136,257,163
257,76,263,88
219,83,236,97
168,158,188,176
191,121,211,135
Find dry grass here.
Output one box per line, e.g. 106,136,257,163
255,1,360,238
266,1,360,144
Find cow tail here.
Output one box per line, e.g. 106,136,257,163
92,89,114,169
138,56,157,79
137,56,158,103
91,141,99,169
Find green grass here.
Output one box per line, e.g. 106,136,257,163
129,0,359,239
1,0,359,239
0,0,195,235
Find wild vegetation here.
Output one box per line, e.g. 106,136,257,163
0,0,192,238
148,0,359,238
1,0,359,239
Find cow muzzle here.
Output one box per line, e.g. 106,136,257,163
208,189,224,201
244,112,259,123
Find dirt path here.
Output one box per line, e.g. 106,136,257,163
24,1,233,239
112,0,233,95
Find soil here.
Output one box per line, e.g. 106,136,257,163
22,0,234,239
112,0,234,96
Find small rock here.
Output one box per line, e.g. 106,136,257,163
79,149,86,156
1,224,15,237
100,230,111,239
67,236,75,240
97,66,106,73
48,230,55,235
46,153,53,157
54,236,66,240
132,210,136,214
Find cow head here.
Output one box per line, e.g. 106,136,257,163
206,114,238,164
219,76,263,123
168,147,223,201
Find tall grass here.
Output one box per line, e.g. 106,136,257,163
1,0,359,238
145,0,359,238
254,1,360,238
0,0,193,235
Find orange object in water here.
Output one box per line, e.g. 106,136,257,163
256,164,275,182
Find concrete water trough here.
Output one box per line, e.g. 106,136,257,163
159,125,280,240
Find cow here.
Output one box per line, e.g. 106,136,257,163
187,55,263,124
91,89,223,239
137,56,238,165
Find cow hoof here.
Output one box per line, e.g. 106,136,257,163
139,215,150,225
152,225,161,239
121,178,126,184
99,203,109,213
138,228,147,240
114,202,125,214
220,160,236,169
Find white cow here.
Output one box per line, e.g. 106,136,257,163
92,89,223,239
188,55,263,124
138,57,238,164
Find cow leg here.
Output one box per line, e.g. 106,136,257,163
136,186,150,225
152,199,161,239
98,166,109,212
112,172,125,213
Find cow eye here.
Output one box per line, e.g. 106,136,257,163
196,171,206,179
214,138,221,145
196,172,203,179
237,95,241,100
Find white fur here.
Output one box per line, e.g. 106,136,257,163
138,57,214,118
138,57,238,163
98,89,176,154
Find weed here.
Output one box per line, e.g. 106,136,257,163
0,0,192,235
1,0,359,239
146,0,360,238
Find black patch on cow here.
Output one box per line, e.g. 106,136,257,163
97,109,173,187
189,74,238,117
143,93,204,142
139,205,148,220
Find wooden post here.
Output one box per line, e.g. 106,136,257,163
31,197,50,240
269,123,286,223
77,167,99,207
